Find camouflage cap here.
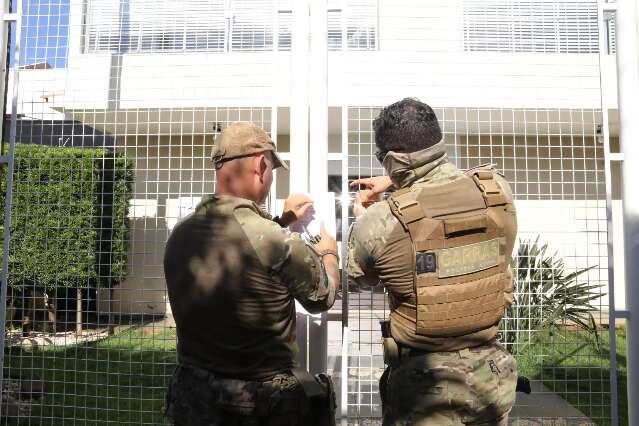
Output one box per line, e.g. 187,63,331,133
211,122,288,170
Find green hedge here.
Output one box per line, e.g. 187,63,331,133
0,144,134,291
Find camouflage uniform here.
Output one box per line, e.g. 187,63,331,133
167,365,308,426
378,344,516,425
348,141,518,425
164,194,335,425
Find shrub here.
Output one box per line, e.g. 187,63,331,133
0,144,134,291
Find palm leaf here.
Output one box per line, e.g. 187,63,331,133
502,237,604,355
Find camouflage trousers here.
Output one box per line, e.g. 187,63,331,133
380,342,517,426
165,365,309,426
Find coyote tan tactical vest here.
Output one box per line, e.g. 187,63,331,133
388,169,512,338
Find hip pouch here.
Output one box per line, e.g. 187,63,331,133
291,369,336,426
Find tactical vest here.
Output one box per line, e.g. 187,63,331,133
387,169,512,338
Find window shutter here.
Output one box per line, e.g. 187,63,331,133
277,0,292,51
230,0,275,52
605,12,616,54
183,0,227,51
463,0,599,54
85,0,121,52
85,0,227,53
84,0,376,53
328,8,343,51
346,0,377,50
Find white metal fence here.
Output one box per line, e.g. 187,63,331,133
0,0,625,424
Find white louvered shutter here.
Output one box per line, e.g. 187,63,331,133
84,0,121,52
230,0,275,52
463,0,599,54
346,0,377,51
85,0,227,53
183,0,227,51
327,5,343,51
605,11,616,54
277,0,292,51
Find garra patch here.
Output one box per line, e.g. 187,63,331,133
438,238,500,278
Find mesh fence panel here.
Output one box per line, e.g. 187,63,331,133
0,0,622,425
339,0,617,424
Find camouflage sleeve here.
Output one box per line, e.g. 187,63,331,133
347,218,380,289
234,207,335,314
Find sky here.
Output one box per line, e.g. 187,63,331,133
10,0,70,68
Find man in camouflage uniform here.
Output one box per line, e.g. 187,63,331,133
164,122,340,425
348,98,518,425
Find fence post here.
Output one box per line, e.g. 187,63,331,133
0,0,19,416
290,0,310,193
307,0,329,378
616,0,639,424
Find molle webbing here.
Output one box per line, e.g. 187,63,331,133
388,170,510,338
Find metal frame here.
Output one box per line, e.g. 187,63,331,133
340,104,349,424
597,3,622,425
613,1,639,425
0,0,19,418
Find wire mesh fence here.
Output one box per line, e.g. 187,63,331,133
0,0,624,425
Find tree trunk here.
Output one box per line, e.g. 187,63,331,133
21,290,31,336
46,292,56,333
6,295,15,324
108,287,115,336
76,288,82,335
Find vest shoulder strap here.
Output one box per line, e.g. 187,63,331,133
468,169,507,207
387,188,425,237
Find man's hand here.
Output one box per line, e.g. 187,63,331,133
350,176,393,219
350,176,393,199
353,189,375,219
312,222,337,257
279,193,314,227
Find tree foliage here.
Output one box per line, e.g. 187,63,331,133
0,144,134,291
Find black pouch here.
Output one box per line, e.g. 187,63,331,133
291,369,336,426
312,373,336,426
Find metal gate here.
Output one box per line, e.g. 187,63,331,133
0,0,629,425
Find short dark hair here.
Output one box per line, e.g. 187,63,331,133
373,98,442,156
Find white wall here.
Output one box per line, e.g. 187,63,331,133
97,135,215,316
51,0,612,114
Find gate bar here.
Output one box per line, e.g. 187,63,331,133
0,0,21,416
340,104,349,424
597,3,620,424
308,0,329,377
289,0,310,193
615,1,639,425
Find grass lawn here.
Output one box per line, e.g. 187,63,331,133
3,327,178,425
2,326,628,425
515,327,627,426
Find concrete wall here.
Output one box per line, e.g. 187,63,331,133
97,135,215,316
